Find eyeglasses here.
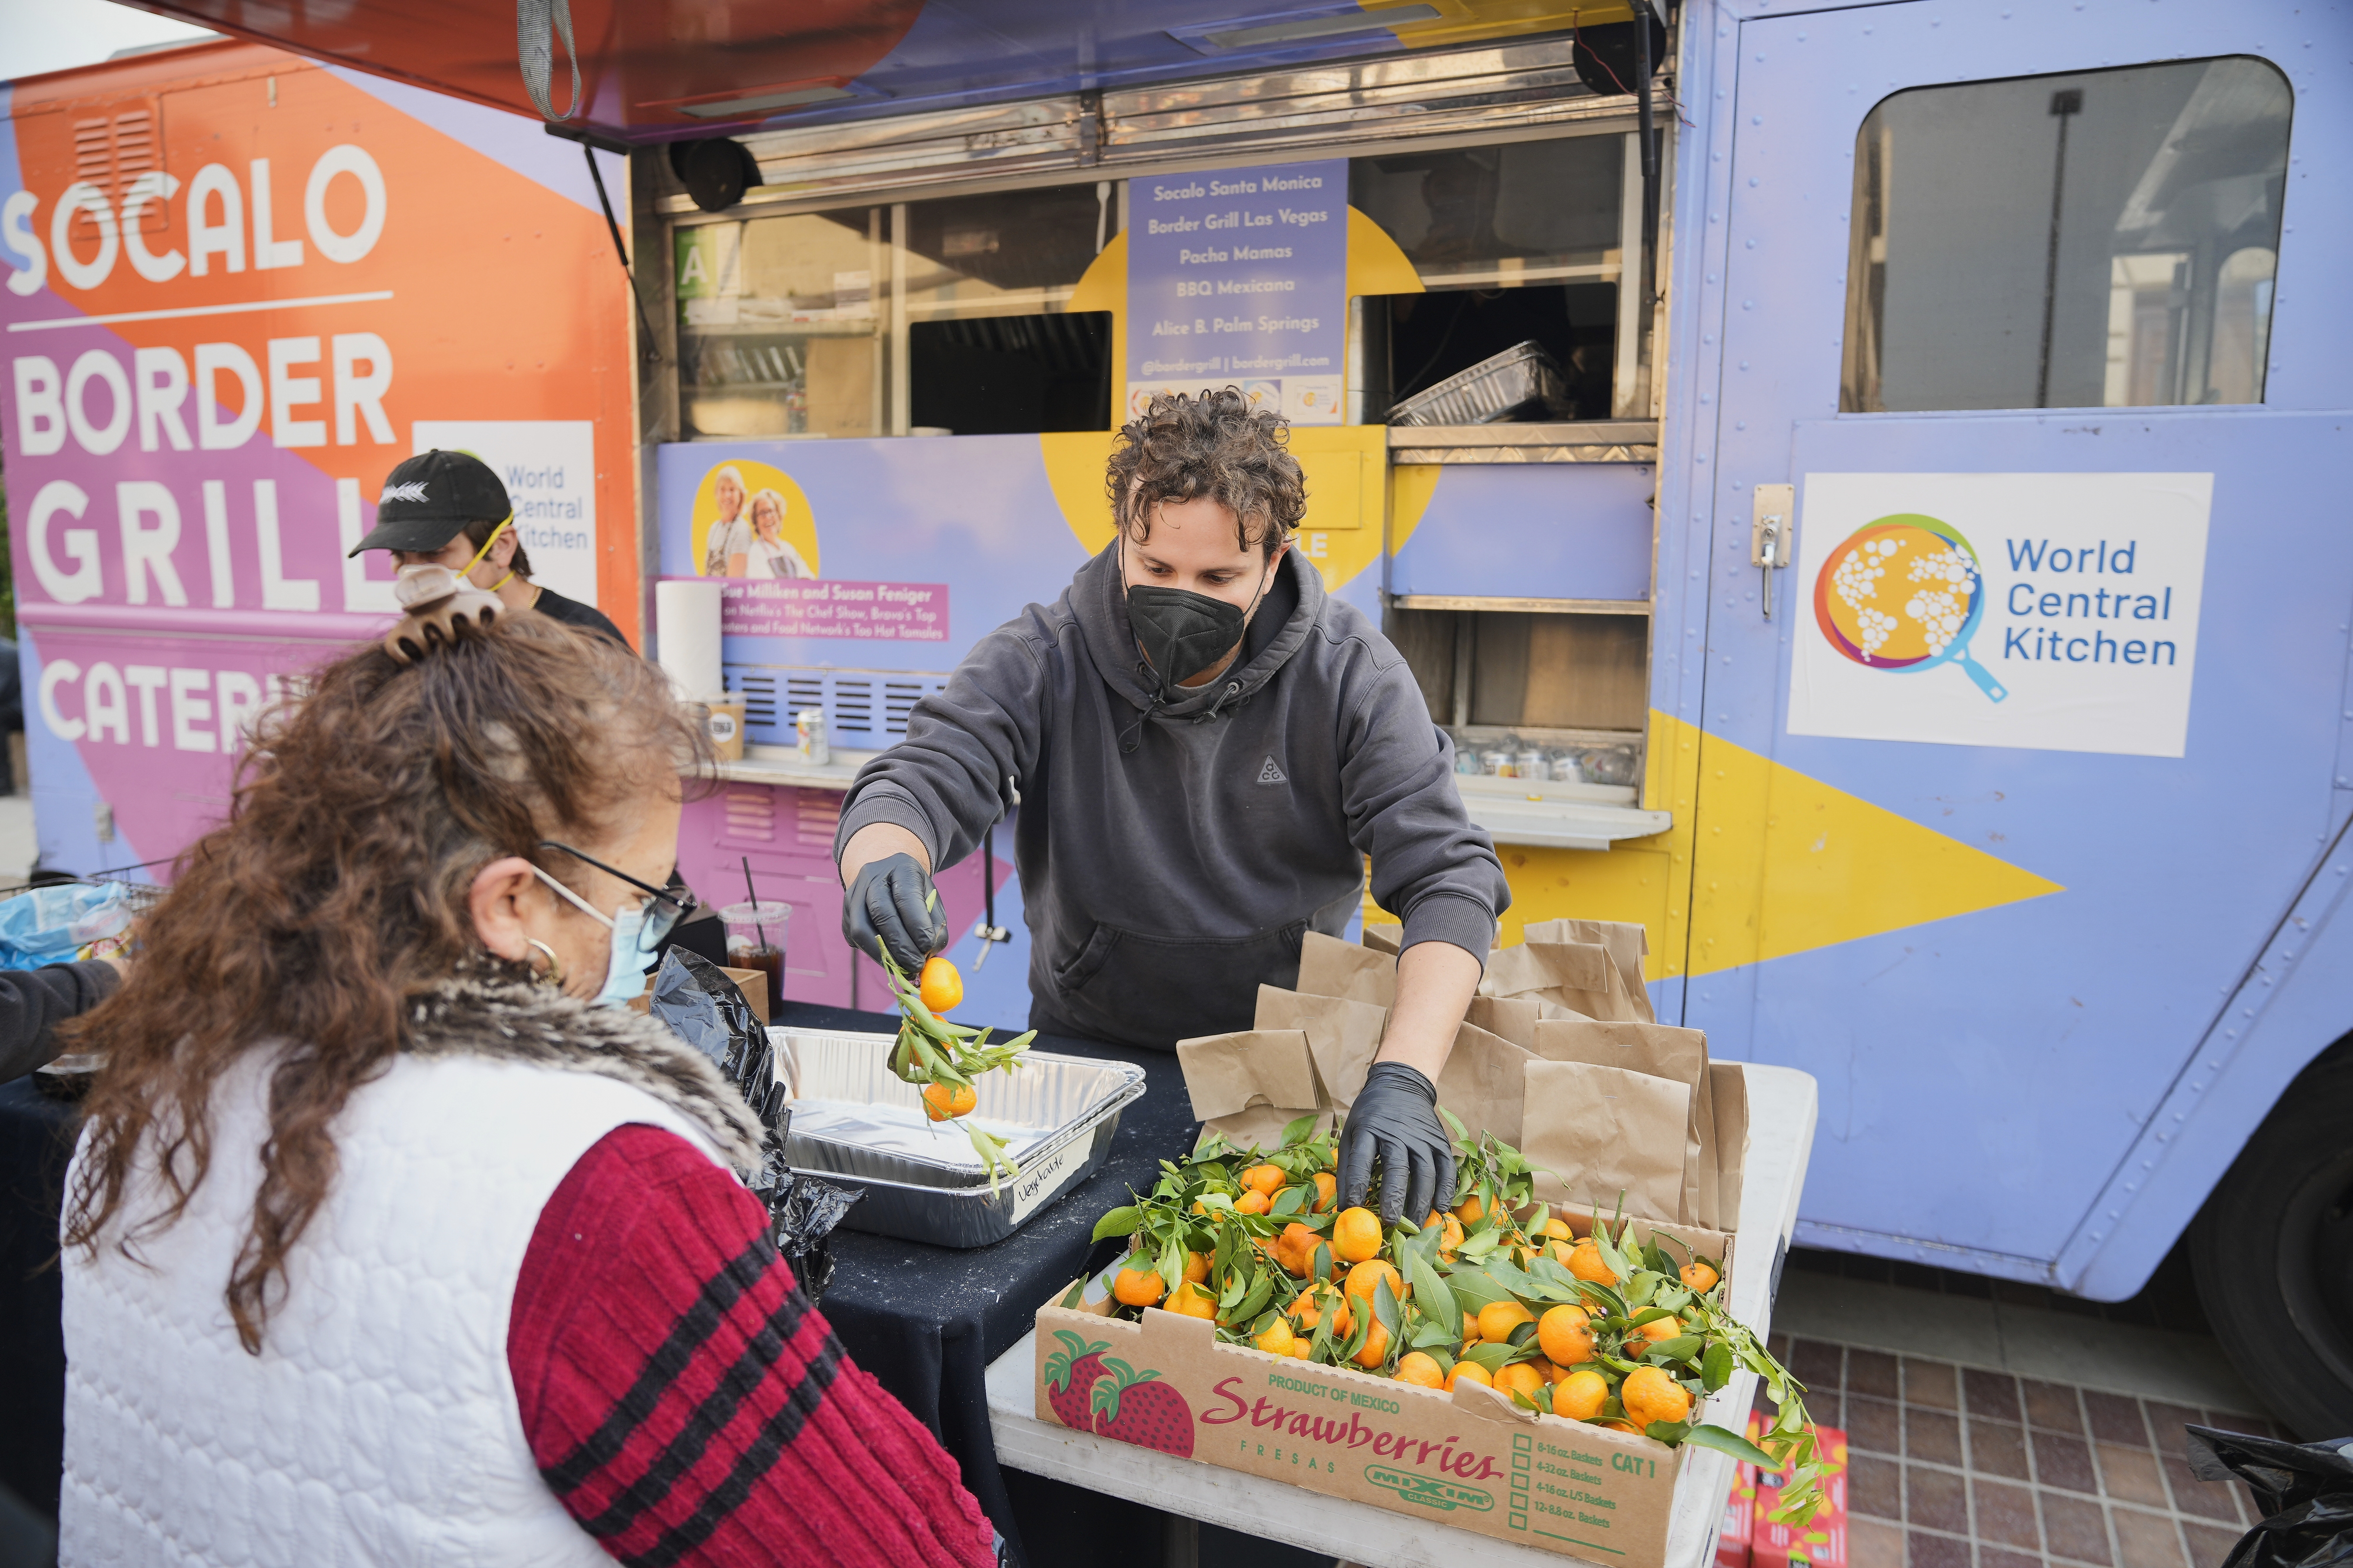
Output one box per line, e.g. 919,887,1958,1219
534,840,697,926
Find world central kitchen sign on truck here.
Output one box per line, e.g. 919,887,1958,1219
0,39,635,877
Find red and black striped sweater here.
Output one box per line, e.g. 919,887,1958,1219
509,1123,996,1567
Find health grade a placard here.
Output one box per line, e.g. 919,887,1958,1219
1127,159,1347,425
1787,472,2211,759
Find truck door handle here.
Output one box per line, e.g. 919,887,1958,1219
1751,483,1796,619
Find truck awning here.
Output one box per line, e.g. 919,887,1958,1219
108,0,1642,146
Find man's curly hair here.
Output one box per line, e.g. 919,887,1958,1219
1106,388,1308,555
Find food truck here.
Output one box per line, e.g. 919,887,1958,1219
4,0,2347,1432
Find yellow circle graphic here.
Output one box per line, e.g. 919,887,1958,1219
689,460,822,579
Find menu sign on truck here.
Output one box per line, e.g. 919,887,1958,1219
1125,158,1347,425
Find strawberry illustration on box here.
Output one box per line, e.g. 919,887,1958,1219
1042,1331,1111,1432
1088,1359,1195,1458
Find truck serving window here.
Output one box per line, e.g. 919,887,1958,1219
674,184,1113,441
1841,56,2290,413
1351,135,1633,421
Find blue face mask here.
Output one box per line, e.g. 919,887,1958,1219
532,867,681,1007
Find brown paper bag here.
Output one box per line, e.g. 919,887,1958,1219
1521,1058,1691,1223
1434,1022,1534,1149
1361,923,1404,955
1255,985,1387,1110
1175,1028,1331,1151
1523,918,1652,1023
1482,940,1642,1022
1532,1019,1716,1228
1296,930,1398,1008
1710,1060,1750,1230
1464,995,1541,1050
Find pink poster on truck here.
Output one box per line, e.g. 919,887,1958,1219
1,43,633,877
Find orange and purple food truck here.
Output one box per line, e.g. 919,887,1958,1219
6,0,2348,1431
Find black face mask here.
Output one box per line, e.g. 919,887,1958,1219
1126,585,1246,696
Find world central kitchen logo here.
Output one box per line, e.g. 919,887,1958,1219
1812,513,2184,703
1362,1464,1494,1512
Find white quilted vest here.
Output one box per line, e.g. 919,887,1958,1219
59,1048,726,1567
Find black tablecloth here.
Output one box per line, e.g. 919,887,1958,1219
768,1002,1198,1566
0,1004,1205,1565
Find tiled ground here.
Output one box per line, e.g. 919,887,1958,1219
1764,1333,2281,1568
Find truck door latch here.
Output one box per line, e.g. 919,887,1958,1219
1750,483,1796,619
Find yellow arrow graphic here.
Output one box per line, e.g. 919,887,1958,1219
1486,711,2062,979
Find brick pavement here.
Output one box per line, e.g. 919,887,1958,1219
1764,1333,2279,1568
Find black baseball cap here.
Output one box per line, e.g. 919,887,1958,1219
345,449,512,556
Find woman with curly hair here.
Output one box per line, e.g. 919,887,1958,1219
57,588,994,1566
832,388,1509,1230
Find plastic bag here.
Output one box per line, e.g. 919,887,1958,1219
646,949,857,1299
766,1168,862,1299
0,883,134,970
2184,1424,2353,1568
648,949,763,1079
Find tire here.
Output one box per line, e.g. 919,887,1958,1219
2189,1039,2353,1439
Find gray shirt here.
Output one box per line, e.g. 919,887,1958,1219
836,545,1508,1050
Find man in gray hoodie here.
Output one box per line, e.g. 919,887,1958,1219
835,389,1509,1222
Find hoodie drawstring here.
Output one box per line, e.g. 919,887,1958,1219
1121,662,1165,755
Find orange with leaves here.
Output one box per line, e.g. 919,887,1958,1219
1621,1365,1692,1429
1239,1163,1287,1195
921,1081,977,1122
1537,1305,1597,1367
917,956,963,1014
1112,1267,1164,1307
1568,1240,1622,1285
1445,1361,1492,1392
1331,1207,1383,1264
1393,1352,1445,1389
1554,1369,1609,1420
1476,1300,1535,1345
1344,1260,1407,1316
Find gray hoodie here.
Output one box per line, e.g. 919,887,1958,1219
835,544,1509,1050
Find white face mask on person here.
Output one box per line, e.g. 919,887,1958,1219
531,866,678,1007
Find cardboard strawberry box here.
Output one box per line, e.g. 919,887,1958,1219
1032,1220,1739,1568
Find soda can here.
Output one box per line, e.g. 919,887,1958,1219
795,708,831,766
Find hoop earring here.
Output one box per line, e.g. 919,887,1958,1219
525,938,565,989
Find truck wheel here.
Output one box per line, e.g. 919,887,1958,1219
2188,1040,2353,1437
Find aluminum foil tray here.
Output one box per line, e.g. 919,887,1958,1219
1389,339,1571,427
772,1029,1147,1249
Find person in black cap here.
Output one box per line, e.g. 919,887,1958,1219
349,450,629,648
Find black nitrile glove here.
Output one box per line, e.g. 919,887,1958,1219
1337,1061,1457,1227
842,852,948,975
